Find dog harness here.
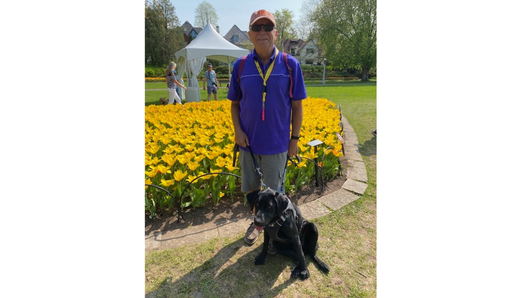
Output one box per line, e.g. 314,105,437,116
265,196,299,243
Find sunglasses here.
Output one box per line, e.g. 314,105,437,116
250,24,275,32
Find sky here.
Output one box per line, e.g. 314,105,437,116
171,0,306,35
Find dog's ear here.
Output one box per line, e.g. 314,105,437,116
246,190,260,212
274,192,287,216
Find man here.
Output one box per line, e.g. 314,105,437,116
227,9,306,246
203,63,219,101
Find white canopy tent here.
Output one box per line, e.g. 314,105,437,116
175,22,250,93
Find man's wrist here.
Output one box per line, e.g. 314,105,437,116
291,135,300,140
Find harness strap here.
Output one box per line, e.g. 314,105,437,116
282,53,293,99
269,196,298,228
236,55,247,101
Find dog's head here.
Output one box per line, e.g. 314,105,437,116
253,188,288,231
159,97,168,105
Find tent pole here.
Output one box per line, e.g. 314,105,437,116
228,57,231,82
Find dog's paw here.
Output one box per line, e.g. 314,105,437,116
254,253,266,265
291,266,310,280
315,257,330,273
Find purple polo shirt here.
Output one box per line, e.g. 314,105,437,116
228,46,307,155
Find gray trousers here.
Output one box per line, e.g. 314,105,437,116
239,150,287,194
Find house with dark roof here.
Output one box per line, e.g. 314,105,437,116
182,21,203,44
223,25,250,46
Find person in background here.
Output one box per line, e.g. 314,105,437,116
203,63,219,101
173,70,183,99
227,9,306,246
165,62,187,105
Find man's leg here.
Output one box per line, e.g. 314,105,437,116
259,152,288,193
255,152,288,254
239,150,262,245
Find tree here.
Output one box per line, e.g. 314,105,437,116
145,0,185,66
311,0,376,81
274,9,297,50
195,1,218,28
296,0,321,40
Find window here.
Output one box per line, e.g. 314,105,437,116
306,59,314,65
291,49,296,55
306,48,315,54
232,35,239,43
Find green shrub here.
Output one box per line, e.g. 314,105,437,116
145,66,165,77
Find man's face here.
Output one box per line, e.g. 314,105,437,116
248,19,278,51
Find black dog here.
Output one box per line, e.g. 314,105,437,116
252,188,330,280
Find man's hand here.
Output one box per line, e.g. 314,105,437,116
235,130,250,148
288,139,299,157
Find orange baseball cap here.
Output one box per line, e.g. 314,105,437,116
249,9,276,27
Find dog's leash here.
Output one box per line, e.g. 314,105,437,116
247,145,266,190
233,143,301,191
232,143,266,189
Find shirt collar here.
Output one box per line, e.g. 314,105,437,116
253,45,277,65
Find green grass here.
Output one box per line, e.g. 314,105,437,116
145,81,376,297
145,82,231,106
145,80,376,106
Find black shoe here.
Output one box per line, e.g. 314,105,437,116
244,222,260,246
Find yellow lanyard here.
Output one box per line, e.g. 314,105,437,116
254,48,279,121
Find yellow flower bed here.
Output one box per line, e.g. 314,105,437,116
145,77,166,82
145,98,344,217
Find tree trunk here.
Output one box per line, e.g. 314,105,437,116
360,67,370,81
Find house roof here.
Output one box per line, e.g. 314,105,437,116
223,25,250,44
182,21,193,34
282,39,305,53
182,21,203,35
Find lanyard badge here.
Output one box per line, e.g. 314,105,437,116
254,48,279,121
